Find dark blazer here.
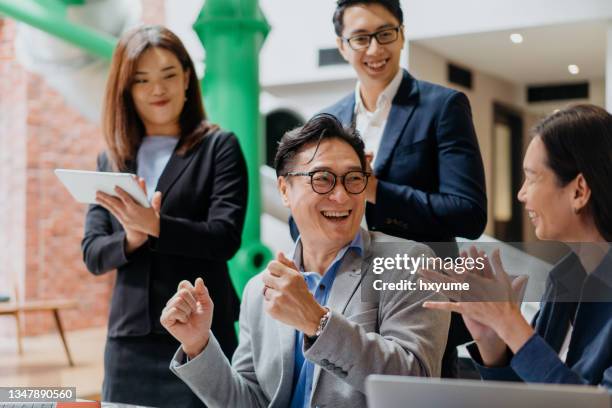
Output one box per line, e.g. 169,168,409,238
470,251,612,390
82,129,247,358
322,69,487,243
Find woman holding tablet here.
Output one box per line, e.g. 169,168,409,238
423,104,612,389
82,25,247,407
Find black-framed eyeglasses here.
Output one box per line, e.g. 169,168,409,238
343,26,402,51
283,170,370,195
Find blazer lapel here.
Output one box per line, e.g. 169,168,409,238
154,145,197,206
310,231,371,395
333,93,356,127
373,70,419,173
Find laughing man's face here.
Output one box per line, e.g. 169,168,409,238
278,138,366,251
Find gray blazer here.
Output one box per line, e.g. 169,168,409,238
170,230,450,408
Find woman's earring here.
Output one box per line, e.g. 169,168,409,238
573,207,580,214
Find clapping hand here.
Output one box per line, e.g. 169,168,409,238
421,247,532,366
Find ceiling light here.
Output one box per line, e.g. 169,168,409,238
510,33,523,44
568,64,580,75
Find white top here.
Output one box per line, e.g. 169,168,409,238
558,255,598,363
354,69,403,158
558,322,573,363
136,135,179,202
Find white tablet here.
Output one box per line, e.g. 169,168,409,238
55,169,150,208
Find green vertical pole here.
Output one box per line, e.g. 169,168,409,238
194,0,273,297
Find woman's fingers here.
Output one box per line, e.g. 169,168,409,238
96,194,126,223
491,249,512,286
151,192,162,213
136,176,148,196
511,275,529,303
97,191,126,215
114,186,137,207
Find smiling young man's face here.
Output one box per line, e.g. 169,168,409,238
337,3,403,89
278,138,366,250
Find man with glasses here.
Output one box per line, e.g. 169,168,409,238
163,114,450,408
320,0,488,378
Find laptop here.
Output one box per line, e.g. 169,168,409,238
366,375,611,408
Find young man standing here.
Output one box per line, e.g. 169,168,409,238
325,0,488,377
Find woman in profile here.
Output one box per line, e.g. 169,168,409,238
424,104,612,389
82,25,247,407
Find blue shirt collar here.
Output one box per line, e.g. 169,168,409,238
290,230,364,274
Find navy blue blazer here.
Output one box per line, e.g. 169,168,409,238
322,69,487,243
470,251,612,390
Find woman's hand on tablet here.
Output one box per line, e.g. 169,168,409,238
96,176,163,241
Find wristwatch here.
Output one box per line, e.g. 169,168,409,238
308,307,331,341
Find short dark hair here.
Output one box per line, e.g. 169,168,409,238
533,104,612,241
333,0,404,37
274,113,366,177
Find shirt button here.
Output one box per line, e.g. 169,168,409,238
319,284,325,290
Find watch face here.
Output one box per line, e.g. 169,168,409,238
316,308,331,336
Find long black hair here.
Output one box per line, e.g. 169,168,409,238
533,104,612,241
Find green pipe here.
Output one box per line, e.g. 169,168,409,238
0,0,115,60
194,0,273,297
3,0,272,296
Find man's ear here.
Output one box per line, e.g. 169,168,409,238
277,176,291,208
336,37,350,63
572,173,591,213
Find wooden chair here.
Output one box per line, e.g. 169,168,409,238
0,282,77,366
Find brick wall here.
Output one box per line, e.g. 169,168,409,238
0,19,27,338
22,73,111,335
0,0,166,337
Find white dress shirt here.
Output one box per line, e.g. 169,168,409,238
354,68,403,158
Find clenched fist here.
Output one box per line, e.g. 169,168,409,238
262,252,326,337
160,278,213,358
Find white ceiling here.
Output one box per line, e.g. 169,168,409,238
414,21,609,85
